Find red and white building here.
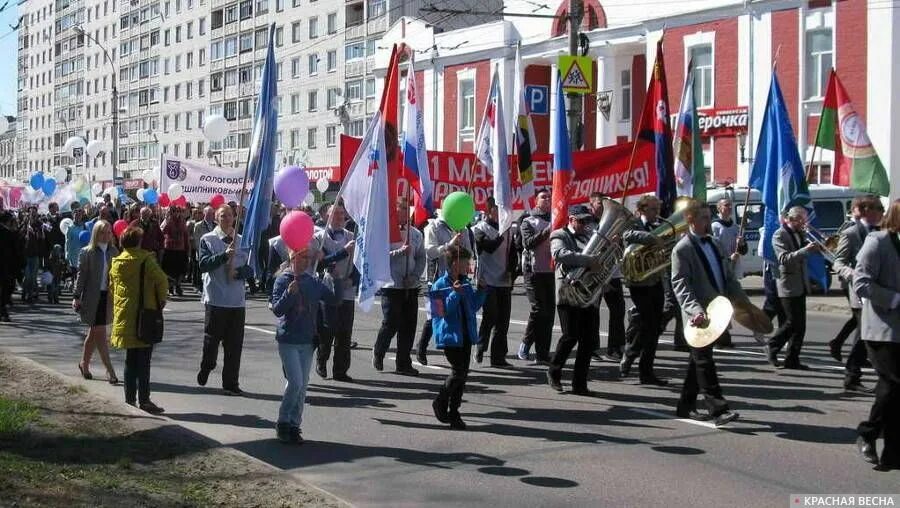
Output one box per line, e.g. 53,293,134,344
375,0,900,197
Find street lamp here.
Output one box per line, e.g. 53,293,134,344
73,26,119,187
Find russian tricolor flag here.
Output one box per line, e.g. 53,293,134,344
402,52,434,225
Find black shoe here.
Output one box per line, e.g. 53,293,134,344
619,356,634,378
534,357,552,366
332,373,353,382
289,427,304,445
676,407,711,421
372,354,384,372
547,371,564,392
175,286,184,297
640,376,669,387
845,382,875,394
197,369,210,386
571,386,597,397
857,436,879,464
764,345,781,368
474,349,484,364
782,363,809,371
416,351,428,366
490,360,513,368
139,401,165,414
591,349,604,361
276,423,292,443
395,366,420,377
604,350,623,362
350,341,359,349
432,398,449,423
713,410,739,427
223,386,244,396
316,363,327,379
829,339,843,363
448,413,466,430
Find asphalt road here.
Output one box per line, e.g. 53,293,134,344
1,287,896,507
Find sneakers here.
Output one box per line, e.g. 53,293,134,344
197,369,210,386
713,410,740,427
372,354,384,372
516,342,530,361
139,401,165,414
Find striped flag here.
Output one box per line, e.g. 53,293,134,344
475,67,513,234
551,71,573,231
402,52,435,224
513,44,537,209
673,60,706,202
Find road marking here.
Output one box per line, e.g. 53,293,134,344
245,325,276,335
385,355,445,371
629,407,721,430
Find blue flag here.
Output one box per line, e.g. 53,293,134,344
749,73,827,291
239,23,278,278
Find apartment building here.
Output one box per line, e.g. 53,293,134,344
0,117,16,180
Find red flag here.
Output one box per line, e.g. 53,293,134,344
381,46,402,242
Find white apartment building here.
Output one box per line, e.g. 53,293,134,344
0,117,16,180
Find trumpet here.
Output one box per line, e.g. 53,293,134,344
803,225,836,264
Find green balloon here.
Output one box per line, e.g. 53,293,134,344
441,191,476,231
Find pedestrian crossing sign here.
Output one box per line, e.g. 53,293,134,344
558,56,593,94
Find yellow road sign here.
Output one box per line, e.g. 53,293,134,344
558,55,593,94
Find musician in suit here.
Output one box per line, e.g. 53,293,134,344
832,194,883,393
547,205,604,395
671,200,740,426
852,199,900,470
620,195,668,386
587,192,626,362
829,199,862,362
765,206,821,370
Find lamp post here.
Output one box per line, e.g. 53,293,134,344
73,26,118,187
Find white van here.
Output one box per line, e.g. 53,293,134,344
705,185,868,277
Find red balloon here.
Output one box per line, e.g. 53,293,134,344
158,193,171,207
113,219,129,238
173,195,188,207
279,211,315,251
210,194,225,208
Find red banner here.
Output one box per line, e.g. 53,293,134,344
340,135,655,210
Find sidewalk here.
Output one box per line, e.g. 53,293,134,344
739,275,850,314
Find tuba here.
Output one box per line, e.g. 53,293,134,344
621,198,691,284
557,198,634,307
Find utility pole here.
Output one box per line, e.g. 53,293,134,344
567,0,584,152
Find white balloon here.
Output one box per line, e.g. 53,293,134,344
141,169,155,184
167,183,184,200
0,116,8,135
86,139,104,158
53,167,68,182
63,136,86,158
136,188,146,201
316,177,329,193
203,114,229,143
103,186,116,196
91,183,102,196
303,192,316,205
59,218,74,235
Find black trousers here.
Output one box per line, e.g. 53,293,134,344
550,304,599,390
845,308,869,385
436,342,472,415
660,276,687,347
417,319,433,356
601,278,626,352
677,344,729,417
202,305,246,390
762,266,786,327
768,296,806,366
374,288,419,370
477,286,512,363
319,300,355,376
522,272,556,361
124,346,153,405
858,342,900,468
625,282,664,378
832,288,858,349
0,276,13,317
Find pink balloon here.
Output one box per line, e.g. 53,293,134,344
279,211,314,252
158,193,171,207
210,194,225,208
113,219,129,238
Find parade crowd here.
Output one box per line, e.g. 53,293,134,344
0,189,897,470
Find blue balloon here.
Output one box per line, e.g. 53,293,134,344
79,197,89,205
84,219,97,232
78,230,91,246
143,188,159,205
42,177,57,196
30,172,44,191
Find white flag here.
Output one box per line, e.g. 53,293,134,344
335,112,392,311
475,68,513,235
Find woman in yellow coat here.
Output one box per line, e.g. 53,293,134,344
109,225,169,414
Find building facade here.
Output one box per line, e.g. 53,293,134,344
0,117,16,180
376,0,900,198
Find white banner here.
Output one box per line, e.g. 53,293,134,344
159,155,252,205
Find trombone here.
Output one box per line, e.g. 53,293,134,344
803,224,837,264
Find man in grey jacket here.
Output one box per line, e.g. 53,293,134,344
373,197,426,376
852,199,900,470
765,206,820,370
517,189,555,363
473,201,516,367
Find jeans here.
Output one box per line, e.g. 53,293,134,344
202,305,246,389
436,342,472,415
124,346,153,405
625,282,664,379
23,257,39,298
859,342,900,468
374,288,420,369
277,342,315,428
477,286,512,364
319,300,355,376
550,304,600,390
677,344,729,417
768,296,806,366
522,272,556,361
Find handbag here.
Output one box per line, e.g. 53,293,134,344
136,259,164,345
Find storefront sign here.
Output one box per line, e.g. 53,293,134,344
696,107,749,137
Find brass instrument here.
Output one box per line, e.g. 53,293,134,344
621,198,691,284
557,198,634,308
803,224,837,264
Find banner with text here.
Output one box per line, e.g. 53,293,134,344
159,155,254,205
340,135,655,210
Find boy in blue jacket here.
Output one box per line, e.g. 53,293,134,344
430,245,488,430
269,247,341,444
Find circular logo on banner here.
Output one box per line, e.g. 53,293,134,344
838,104,875,159
166,160,181,180
178,166,187,181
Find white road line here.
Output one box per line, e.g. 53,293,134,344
386,354,445,370
628,407,721,430
245,325,276,335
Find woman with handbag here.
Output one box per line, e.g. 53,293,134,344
73,220,119,384
109,225,169,414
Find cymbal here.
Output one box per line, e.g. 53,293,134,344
684,296,734,348
732,298,774,334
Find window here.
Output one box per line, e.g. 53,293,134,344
327,50,337,72
187,21,193,39
199,48,206,66
307,128,317,149
175,26,181,43
308,53,318,75
308,90,318,111
459,78,475,132
365,78,376,98
199,17,206,35
620,69,631,121
186,52,193,68
186,112,193,130
308,17,318,39
348,119,364,137
275,26,283,47
345,41,364,61
255,28,268,49
239,0,252,20
175,54,181,72
291,58,300,78
291,94,300,114
345,80,362,101
174,112,181,130
276,0,284,11
327,87,340,109
290,129,299,148
806,28,832,99
211,41,222,60
327,12,337,34
174,83,181,100
292,21,302,43
211,72,223,91
368,0,385,17
164,29,171,46
211,10,223,29
690,45,713,108
326,125,336,147
256,0,268,15
224,36,237,57
224,5,237,23
239,32,253,53
198,79,205,96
